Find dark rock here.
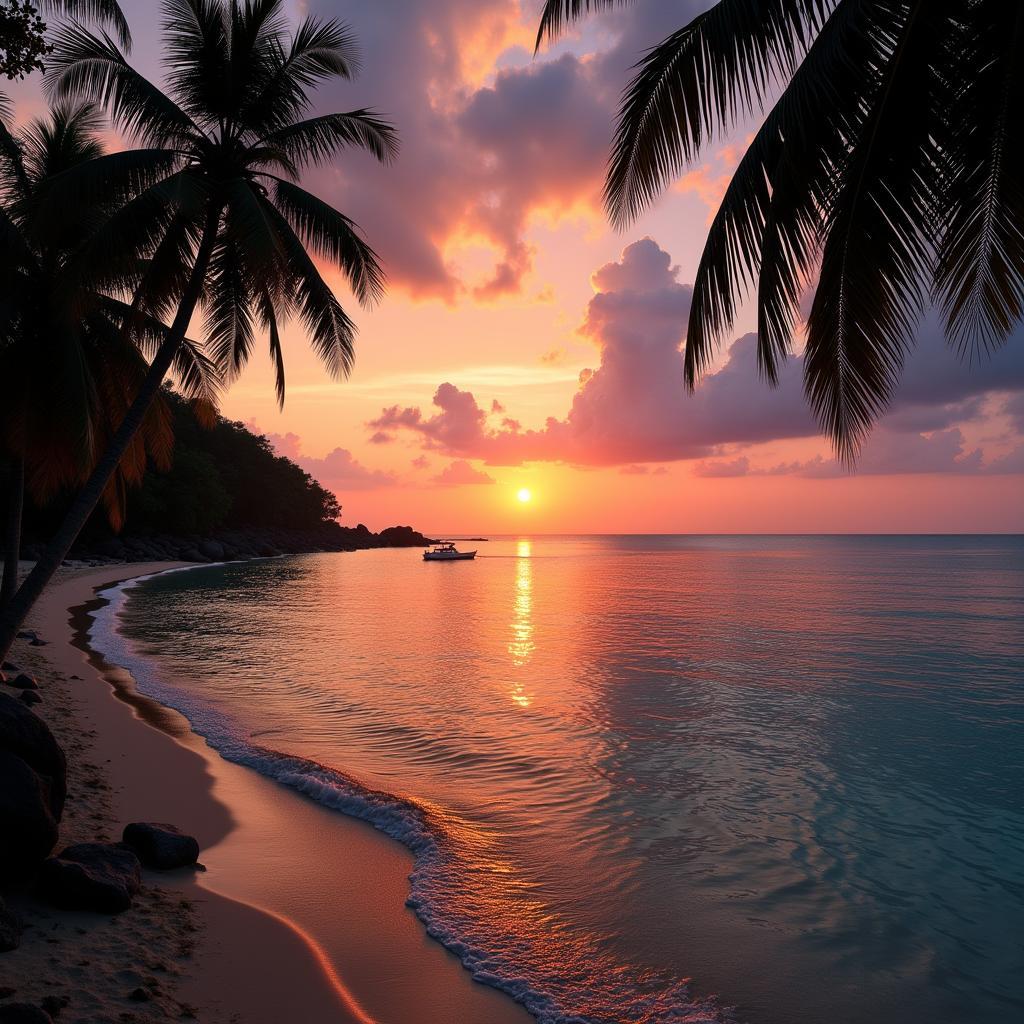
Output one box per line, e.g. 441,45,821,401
37,997,66,1018
0,897,22,952
14,632,35,641
37,843,141,913
27,639,46,648
0,696,66,872
6,674,37,691
0,1004,51,1023
0,693,67,816
198,540,225,561
128,988,150,1003
122,823,199,870
0,985,15,997
0,753,58,870
19,692,41,707
1,662,17,672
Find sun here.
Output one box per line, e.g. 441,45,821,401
517,487,532,503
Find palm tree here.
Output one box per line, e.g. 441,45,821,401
0,0,396,659
537,1,1024,458
0,99,219,607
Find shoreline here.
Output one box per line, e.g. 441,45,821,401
3,561,533,1024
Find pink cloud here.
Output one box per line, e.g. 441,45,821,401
433,460,495,486
367,237,1024,473
251,423,396,492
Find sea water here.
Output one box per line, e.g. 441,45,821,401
90,536,1024,1024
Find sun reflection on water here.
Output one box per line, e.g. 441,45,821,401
508,539,535,706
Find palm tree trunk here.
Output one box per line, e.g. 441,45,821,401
1,456,24,609
0,206,221,663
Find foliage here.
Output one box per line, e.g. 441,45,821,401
0,99,219,527
0,1,48,79
14,390,342,540
538,0,1024,461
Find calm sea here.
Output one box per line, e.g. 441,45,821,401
91,536,1024,1024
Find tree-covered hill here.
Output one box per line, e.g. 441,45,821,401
11,391,429,562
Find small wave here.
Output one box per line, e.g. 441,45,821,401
90,567,730,1024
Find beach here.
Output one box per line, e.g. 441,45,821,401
0,562,533,1024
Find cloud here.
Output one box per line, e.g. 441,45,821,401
368,236,1024,473
293,0,715,302
698,428,1007,478
694,456,751,478
433,460,495,486
368,381,489,450
250,423,396,491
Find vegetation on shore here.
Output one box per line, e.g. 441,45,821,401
15,391,336,548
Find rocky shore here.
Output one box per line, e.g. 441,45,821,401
19,523,434,567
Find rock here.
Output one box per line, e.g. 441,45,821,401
1,662,17,672
199,540,225,561
18,692,41,707
122,823,200,870
0,896,22,952
6,674,37,691
38,843,141,913
27,639,46,648
0,1004,52,1023
0,694,66,816
0,696,66,872
128,988,150,1002
14,632,36,641
0,753,59,870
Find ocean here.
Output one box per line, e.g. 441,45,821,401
90,535,1024,1024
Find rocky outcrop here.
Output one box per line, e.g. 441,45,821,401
122,823,200,870
37,843,141,913
0,695,66,873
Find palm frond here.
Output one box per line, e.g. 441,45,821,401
162,0,230,127
258,286,286,408
204,226,256,380
934,3,1024,356
241,16,361,136
271,177,384,305
39,0,132,49
256,110,398,172
685,0,858,386
805,1,937,460
260,195,356,379
606,0,833,228
535,0,627,50
46,22,199,146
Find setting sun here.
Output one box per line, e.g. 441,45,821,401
517,488,532,503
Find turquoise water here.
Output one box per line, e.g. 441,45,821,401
93,536,1024,1023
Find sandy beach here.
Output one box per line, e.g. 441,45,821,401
0,562,533,1024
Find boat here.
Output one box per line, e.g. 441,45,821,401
423,542,477,561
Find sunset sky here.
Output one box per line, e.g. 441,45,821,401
11,0,1024,533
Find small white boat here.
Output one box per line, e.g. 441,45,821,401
423,542,477,561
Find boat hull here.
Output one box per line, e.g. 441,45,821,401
423,550,477,561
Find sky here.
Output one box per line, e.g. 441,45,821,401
9,0,1024,533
